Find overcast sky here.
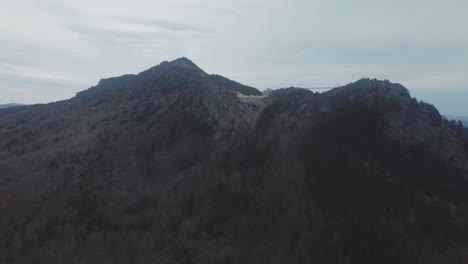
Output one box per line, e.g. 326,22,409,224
1,0,467,115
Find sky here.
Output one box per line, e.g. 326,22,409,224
1,0,467,115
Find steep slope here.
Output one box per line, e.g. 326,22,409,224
0,60,468,264
208,74,263,96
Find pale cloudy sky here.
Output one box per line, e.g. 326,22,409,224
1,0,467,115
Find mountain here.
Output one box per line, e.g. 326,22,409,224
1,58,468,264
0,103,24,109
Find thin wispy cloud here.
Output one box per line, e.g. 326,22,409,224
115,16,212,33
0,0,467,115
0,63,90,84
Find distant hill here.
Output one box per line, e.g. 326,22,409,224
0,103,24,109
0,58,468,264
448,115,468,127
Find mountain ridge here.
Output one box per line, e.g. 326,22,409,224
0,103,24,109
75,58,261,102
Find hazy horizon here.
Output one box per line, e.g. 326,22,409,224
1,0,467,115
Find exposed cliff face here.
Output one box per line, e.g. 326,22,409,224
0,59,468,264
315,79,466,162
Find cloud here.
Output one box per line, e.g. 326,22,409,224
114,16,212,33
62,22,162,41
0,73,85,104
45,0,212,34
0,63,90,84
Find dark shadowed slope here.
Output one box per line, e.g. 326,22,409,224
0,60,468,264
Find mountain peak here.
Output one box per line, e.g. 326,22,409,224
161,57,207,77
325,78,411,100
170,57,196,66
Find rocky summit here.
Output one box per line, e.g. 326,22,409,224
1,58,468,264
